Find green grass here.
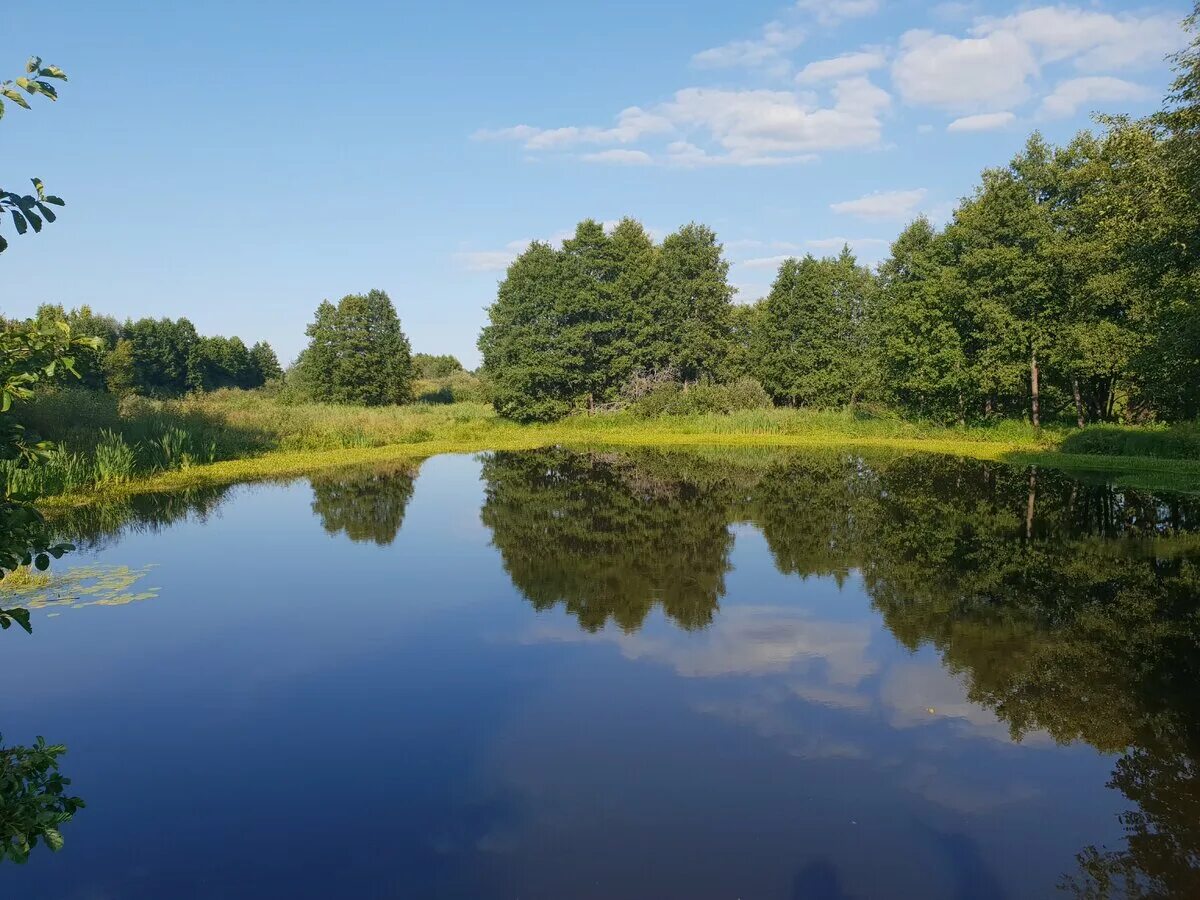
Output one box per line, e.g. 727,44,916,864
17,388,1200,507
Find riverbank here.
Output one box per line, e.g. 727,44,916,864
32,392,1200,507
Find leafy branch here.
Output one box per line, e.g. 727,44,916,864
0,56,68,254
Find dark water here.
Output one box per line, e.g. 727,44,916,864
4,448,1200,899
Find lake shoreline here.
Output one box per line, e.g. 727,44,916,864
40,424,1200,509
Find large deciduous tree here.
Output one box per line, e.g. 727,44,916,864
299,290,414,405
752,248,875,408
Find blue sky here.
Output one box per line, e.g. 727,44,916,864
2,0,1191,367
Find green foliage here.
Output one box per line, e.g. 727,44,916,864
751,248,875,408
414,370,490,404
0,56,69,255
0,734,83,863
299,290,414,406
1060,424,1200,460
628,376,772,417
480,219,737,422
413,353,464,379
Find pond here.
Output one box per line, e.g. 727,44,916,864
4,448,1199,899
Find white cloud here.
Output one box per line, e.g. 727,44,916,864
946,111,1016,132
1038,75,1151,118
477,76,888,167
831,188,927,221
692,21,805,76
795,49,886,84
581,148,654,165
473,105,673,149
892,28,1037,112
973,7,1183,71
795,0,880,27
664,78,889,163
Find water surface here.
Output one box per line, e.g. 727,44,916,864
5,448,1199,899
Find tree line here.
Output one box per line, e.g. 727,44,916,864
480,7,1200,426
13,305,283,397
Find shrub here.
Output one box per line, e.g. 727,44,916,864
630,377,773,417
1059,424,1200,460
414,371,491,405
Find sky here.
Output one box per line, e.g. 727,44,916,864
2,0,1192,367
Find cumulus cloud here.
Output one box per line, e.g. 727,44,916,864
795,0,880,27
692,21,805,76
481,74,891,167
946,111,1016,132
892,28,1037,112
831,188,927,221
665,78,890,161
1038,75,1150,118
973,6,1183,71
795,49,887,84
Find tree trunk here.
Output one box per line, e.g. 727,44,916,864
957,392,966,427
1072,378,1085,428
1030,346,1040,428
588,392,594,416
1026,467,1037,541
984,395,993,418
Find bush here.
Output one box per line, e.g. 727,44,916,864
414,371,491,405
1059,423,1200,460
630,377,773,418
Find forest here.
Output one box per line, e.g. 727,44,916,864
479,17,1200,427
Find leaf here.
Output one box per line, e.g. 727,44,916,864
2,88,30,109
35,203,56,223
34,554,48,571
44,196,64,207
42,829,63,852
0,235,7,253
35,82,57,101
25,57,41,74
31,178,45,200
39,66,67,81
15,76,35,95
11,210,27,235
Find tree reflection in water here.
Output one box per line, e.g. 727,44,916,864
479,447,1200,898
310,462,417,546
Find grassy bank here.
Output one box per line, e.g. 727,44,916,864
14,389,1200,506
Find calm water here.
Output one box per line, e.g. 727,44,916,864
4,448,1199,899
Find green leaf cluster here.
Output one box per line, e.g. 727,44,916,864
0,734,84,864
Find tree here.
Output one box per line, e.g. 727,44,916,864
0,56,68,254
121,317,198,396
479,241,578,422
873,219,974,421
752,249,875,407
299,291,414,405
654,223,735,382
31,306,117,391
248,341,283,385
412,353,463,379
102,338,137,397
